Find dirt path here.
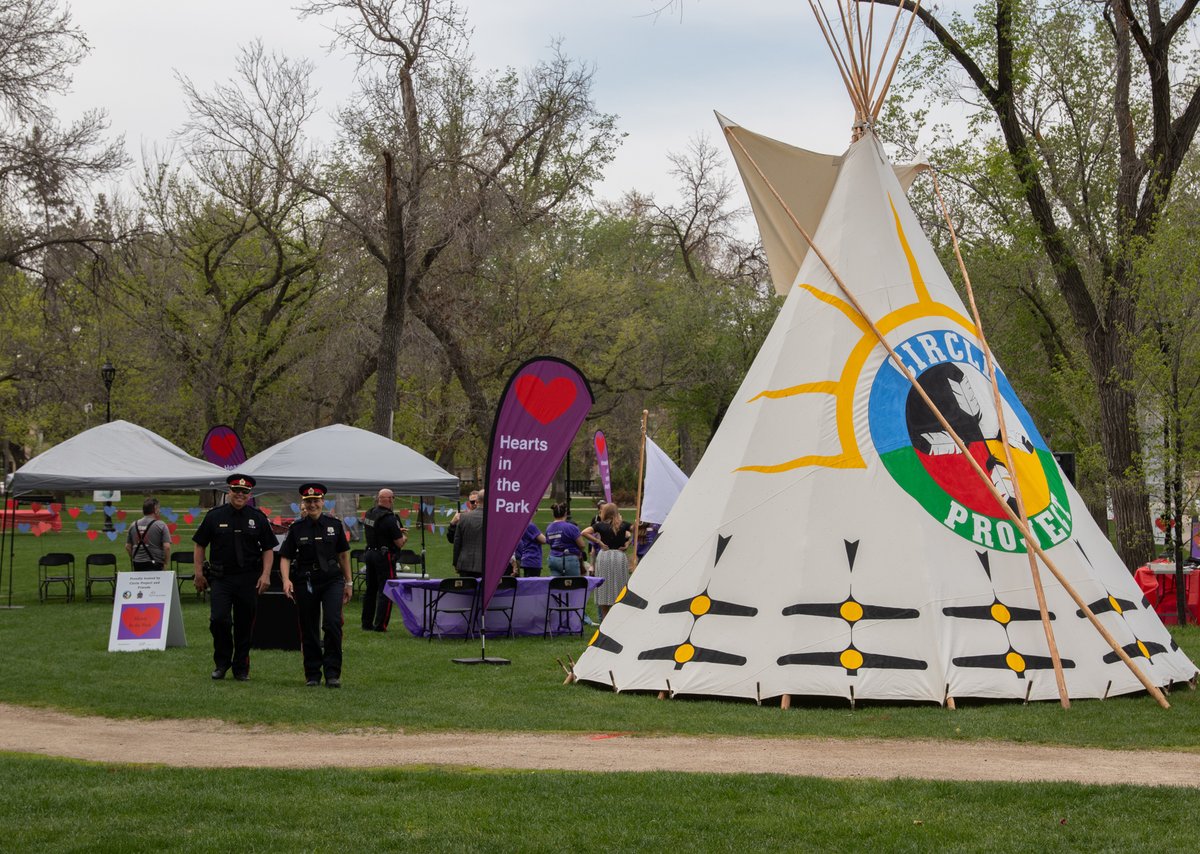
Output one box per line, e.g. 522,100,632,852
1,703,1195,787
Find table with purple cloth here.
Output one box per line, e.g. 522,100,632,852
383,575,604,637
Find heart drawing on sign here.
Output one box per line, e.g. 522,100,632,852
596,434,607,454
514,375,576,425
120,604,163,638
210,433,238,458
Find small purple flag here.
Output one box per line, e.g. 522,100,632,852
594,430,613,504
482,357,593,608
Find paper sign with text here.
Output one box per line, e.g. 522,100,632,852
483,358,592,608
108,571,187,652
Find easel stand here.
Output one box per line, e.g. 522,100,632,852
452,610,510,665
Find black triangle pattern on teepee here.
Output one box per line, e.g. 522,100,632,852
1075,540,1091,566
845,540,859,570
715,534,732,566
976,551,991,581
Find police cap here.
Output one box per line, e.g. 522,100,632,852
298,483,328,501
226,473,256,491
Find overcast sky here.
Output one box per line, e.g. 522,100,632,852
58,1,899,206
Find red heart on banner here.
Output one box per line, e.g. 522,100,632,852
210,433,238,458
171,535,180,545
183,513,194,524
596,434,607,454
67,508,80,519
514,375,576,425
30,502,42,512
116,510,127,521
120,604,163,637
86,530,99,541
167,522,178,533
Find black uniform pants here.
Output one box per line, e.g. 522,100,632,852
297,576,344,679
209,572,258,674
361,549,395,629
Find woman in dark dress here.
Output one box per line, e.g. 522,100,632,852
582,502,632,621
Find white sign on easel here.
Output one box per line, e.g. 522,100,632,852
108,571,187,652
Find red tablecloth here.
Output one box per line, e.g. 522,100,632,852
1135,560,1199,624
0,508,62,532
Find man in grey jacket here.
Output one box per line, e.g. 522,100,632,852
125,497,172,571
451,489,485,577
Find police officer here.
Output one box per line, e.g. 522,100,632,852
192,473,276,681
279,483,351,687
361,488,408,631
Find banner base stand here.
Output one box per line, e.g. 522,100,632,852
452,656,511,666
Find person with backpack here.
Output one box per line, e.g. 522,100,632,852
125,497,171,571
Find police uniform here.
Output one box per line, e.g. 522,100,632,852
361,503,406,630
279,483,350,686
192,473,277,680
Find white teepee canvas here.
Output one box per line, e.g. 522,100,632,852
573,125,1197,703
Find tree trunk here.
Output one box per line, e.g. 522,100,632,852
373,150,408,439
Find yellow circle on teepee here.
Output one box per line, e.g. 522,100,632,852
840,600,864,622
990,602,1011,624
1137,639,1150,659
615,586,628,603
1109,595,1123,615
588,630,599,646
840,648,864,670
674,643,696,664
1005,651,1026,673
690,595,712,616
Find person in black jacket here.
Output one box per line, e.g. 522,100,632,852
279,483,352,687
360,488,407,631
192,473,277,681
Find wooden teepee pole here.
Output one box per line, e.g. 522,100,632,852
929,170,1070,709
631,410,649,570
722,126,1170,709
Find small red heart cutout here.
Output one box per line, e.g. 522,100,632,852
86,530,99,541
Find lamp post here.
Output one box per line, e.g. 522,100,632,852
101,360,116,423
100,360,116,532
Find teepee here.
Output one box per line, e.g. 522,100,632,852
572,1,1198,705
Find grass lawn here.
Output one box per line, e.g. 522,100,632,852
4,494,1199,850
2,754,1198,853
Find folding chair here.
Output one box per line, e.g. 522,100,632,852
482,576,519,637
38,552,76,603
396,548,427,577
350,549,366,593
426,576,480,640
84,553,118,602
544,576,588,637
171,552,201,598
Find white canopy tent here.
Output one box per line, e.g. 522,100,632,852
5,420,229,495
237,424,459,498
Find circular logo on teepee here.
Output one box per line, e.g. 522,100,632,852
867,329,1071,553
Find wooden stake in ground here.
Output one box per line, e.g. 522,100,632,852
630,409,649,570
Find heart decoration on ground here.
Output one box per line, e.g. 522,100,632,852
171,535,181,545
67,507,80,519
183,514,194,524
116,510,127,521
86,530,99,541
514,374,576,424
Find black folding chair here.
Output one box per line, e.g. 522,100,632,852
350,549,366,593
544,576,588,637
426,576,480,640
482,576,519,637
84,553,118,602
171,552,201,598
38,552,76,603
396,548,427,577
